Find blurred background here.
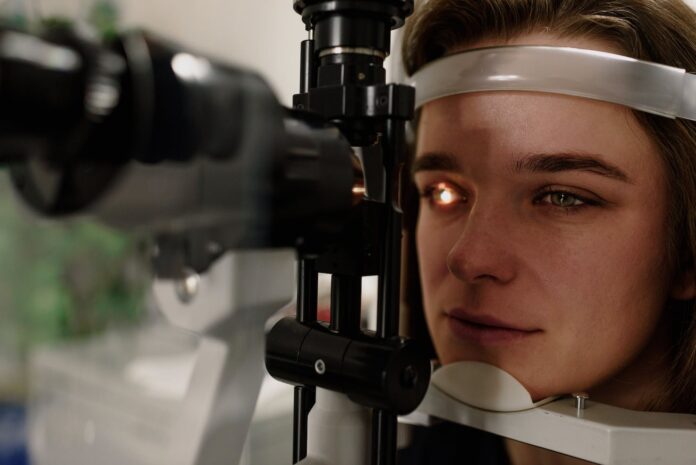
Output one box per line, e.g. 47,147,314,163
0,1,307,464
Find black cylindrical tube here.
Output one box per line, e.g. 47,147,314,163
271,112,356,248
341,336,429,413
314,15,390,54
266,318,313,378
371,410,397,465
294,259,318,463
330,274,362,335
377,119,406,339
267,318,349,392
298,259,318,323
293,1,414,33
293,385,316,463
266,318,431,414
377,211,402,338
299,39,316,93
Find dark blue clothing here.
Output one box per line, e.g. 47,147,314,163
398,421,510,465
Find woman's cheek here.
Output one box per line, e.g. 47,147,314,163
417,215,457,286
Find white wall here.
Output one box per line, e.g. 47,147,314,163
119,0,306,105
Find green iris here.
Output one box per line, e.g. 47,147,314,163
550,192,580,207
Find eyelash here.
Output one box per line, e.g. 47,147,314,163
419,182,603,214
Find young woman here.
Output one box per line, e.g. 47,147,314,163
398,1,696,463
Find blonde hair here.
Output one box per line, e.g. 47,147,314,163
402,0,696,413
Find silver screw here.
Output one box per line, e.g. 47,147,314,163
314,359,326,375
358,72,366,81
573,392,589,416
174,268,200,304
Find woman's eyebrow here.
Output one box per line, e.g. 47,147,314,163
411,151,459,176
514,153,632,183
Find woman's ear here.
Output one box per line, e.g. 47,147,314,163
671,268,696,301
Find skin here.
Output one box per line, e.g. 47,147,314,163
413,34,696,464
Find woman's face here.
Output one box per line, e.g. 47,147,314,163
414,35,678,402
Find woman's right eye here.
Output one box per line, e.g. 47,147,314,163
421,182,466,211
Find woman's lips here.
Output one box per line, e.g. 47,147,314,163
446,308,541,346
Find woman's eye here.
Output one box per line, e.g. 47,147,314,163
535,190,600,211
422,182,465,210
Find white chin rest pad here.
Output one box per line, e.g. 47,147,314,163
431,361,557,412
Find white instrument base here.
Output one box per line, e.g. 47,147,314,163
410,384,696,464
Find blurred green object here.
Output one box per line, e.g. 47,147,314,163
0,0,120,40
88,0,119,40
0,176,148,340
0,173,149,397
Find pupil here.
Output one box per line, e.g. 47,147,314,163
554,193,573,206
438,187,453,204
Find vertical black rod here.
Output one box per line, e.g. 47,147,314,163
371,410,398,465
299,39,316,94
297,258,318,323
329,273,362,335
373,119,406,465
293,385,316,463
377,118,405,339
294,258,318,463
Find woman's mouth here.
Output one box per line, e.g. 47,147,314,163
446,309,541,346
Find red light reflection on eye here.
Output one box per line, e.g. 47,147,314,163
432,182,460,207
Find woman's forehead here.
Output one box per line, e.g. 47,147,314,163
415,91,661,182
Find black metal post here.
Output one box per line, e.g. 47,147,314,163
377,118,406,340
372,410,398,465
330,273,362,335
294,258,318,463
300,38,316,94
293,385,316,463
298,258,318,323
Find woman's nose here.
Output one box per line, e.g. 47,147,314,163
445,205,517,285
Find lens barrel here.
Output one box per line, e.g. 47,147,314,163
293,0,414,59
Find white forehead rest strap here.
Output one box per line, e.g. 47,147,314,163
408,45,696,121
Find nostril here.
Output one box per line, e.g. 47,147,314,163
473,273,498,281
